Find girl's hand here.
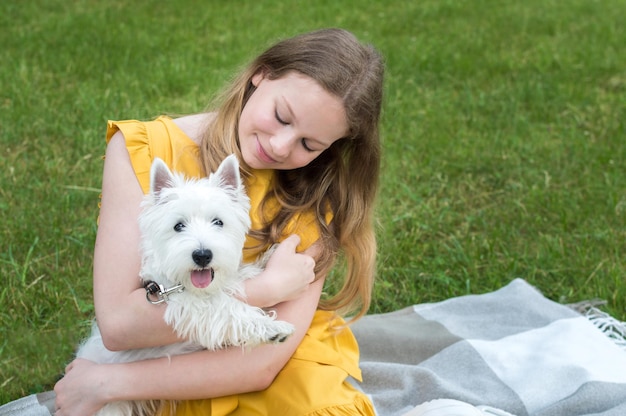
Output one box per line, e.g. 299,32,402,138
245,234,317,308
54,359,108,416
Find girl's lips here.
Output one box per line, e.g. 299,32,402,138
256,137,277,164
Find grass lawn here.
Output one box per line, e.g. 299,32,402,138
1,0,625,404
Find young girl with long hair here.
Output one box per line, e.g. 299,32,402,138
53,27,384,416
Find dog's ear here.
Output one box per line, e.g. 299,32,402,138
212,154,241,190
150,158,175,199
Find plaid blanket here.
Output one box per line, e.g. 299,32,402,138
3,279,625,416
351,278,626,416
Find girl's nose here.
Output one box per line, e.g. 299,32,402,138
269,131,297,158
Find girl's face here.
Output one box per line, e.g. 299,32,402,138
238,71,348,170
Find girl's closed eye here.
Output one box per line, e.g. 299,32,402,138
275,109,288,125
301,138,314,152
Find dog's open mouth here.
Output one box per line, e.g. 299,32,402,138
191,268,214,288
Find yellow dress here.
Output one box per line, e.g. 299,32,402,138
105,116,375,416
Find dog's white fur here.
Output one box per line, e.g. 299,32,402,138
76,155,294,416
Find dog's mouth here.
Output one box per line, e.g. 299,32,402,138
190,268,214,288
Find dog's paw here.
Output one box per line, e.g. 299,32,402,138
264,320,295,344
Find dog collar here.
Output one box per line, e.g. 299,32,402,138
144,281,184,304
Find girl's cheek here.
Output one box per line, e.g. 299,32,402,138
258,111,276,130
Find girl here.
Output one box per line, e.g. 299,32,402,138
54,27,384,416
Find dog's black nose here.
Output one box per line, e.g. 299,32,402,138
192,249,213,267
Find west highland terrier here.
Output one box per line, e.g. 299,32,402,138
76,155,295,416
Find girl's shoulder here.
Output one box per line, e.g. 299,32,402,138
171,112,216,145
105,114,213,193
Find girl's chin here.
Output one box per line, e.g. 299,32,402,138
241,149,265,170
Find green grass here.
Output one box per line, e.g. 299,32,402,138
1,0,625,404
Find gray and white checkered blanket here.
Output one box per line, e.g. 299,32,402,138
351,278,626,416
3,279,625,416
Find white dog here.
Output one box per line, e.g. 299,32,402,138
76,155,295,416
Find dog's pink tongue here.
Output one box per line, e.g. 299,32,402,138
191,270,213,288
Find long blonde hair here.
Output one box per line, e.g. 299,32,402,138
200,28,384,320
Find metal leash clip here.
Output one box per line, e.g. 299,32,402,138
144,280,185,304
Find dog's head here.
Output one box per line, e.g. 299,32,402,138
139,155,251,296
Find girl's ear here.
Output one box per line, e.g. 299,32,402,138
251,70,265,87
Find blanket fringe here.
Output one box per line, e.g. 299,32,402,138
570,302,626,351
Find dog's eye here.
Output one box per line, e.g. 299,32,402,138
174,222,185,232
212,218,223,227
